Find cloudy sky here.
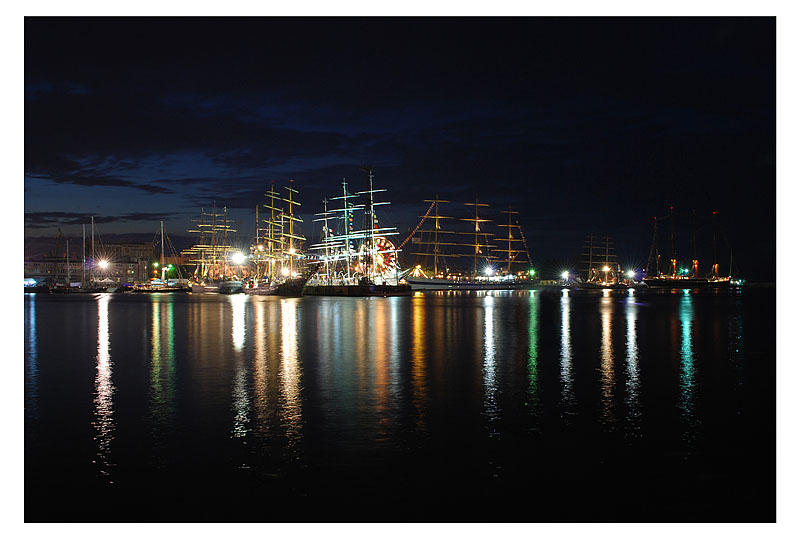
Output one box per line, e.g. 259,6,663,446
24,17,775,278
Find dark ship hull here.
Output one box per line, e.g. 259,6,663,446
303,282,412,297
643,277,733,289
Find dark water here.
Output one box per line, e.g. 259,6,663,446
24,288,775,522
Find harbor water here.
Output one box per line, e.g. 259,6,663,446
24,288,775,522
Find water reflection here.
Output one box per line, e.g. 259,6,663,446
252,299,271,435
149,298,176,454
231,293,247,352
483,294,499,434
679,294,699,448
92,294,115,480
279,299,302,451
411,293,427,431
527,291,540,412
599,294,616,429
624,295,642,439
25,295,39,423
229,295,251,439
560,290,576,416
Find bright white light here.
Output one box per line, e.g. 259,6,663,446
561,271,569,280
230,252,246,265
281,267,290,277
484,267,493,276
602,265,610,272
627,270,635,278
288,247,296,255
257,244,264,252
97,259,110,269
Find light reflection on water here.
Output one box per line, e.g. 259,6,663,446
624,295,642,439
279,299,302,452
149,297,176,465
599,293,615,429
482,294,500,437
23,288,772,520
560,290,576,416
92,294,115,480
230,295,250,439
527,291,540,412
411,293,427,431
679,294,699,448
25,294,39,423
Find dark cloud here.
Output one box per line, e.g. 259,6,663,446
26,154,173,194
25,211,178,229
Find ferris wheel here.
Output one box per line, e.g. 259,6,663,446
373,237,398,273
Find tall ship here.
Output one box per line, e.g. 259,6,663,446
245,181,307,296
643,207,742,289
183,203,243,293
574,233,632,289
404,198,537,290
304,168,410,296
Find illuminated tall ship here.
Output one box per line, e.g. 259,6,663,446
182,203,242,293
575,233,631,289
404,198,537,290
304,168,410,296
245,181,307,296
643,207,742,288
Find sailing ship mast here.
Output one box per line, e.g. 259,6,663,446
184,203,236,281
462,198,495,278
309,170,402,287
281,180,305,277
495,207,530,275
409,196,462,276
312,198,336,283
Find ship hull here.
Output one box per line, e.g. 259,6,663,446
406,277,538,291
303,283,412,297
244,277,307,297
576,282,634,290
643,277,732,289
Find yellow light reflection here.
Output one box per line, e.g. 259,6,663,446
411,292,427,431
230,294,247,352
92,294,115,480
253,299,269,432
279,299,302,449
599,294,615,427
230,295,250,438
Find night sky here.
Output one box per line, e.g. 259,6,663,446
24,17,775,280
